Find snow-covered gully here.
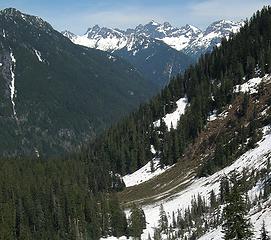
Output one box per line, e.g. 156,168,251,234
9,50,18,120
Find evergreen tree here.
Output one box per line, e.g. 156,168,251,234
172,212,177,229
153,228,162,240
109,193,127,237
259,221,270,240
150,159,155,173
210,189,218,209
220,176,230,204
222,182,253,240
158,204,168,233
129,204,146,239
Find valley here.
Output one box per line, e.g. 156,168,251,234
0,4,270,240
63,20,242,87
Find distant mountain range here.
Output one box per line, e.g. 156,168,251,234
0,8,155,157
63,20,243,87
130,20,243,57
63,26,193,87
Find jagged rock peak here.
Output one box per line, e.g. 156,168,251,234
205,19,241,34
0,8,21,15
148,20,160,25
0,7,53,30
62,30,77,39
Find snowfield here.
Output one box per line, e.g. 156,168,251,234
154,97,188,130
104,126,271,240
233,74,271,94
138,126,271,239
123,158,174,188
73,34,128,52
161,35,193,51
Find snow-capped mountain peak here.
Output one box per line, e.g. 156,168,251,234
62,30,77,40
66,24,127,52
148,20,160,26
133,21,164,38
1,8,24,17
161,21,172,29
85,24,100,34
85,25,124,39
205,19,243,35
182,19,243,58
180,24,202,36
61,22,195,87
63,19,243,58
0,8,51,29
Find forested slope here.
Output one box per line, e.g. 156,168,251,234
87,6,271,176
0,8,155,157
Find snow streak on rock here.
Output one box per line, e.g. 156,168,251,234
9,50,18,120
34,49,44,62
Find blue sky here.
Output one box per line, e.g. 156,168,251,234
0,0,269,34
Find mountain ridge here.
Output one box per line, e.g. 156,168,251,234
0,8,155,157
63,19,243,59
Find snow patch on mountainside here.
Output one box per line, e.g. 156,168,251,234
107,54,117,62
34,49,44,62
123,159,174,188
102,122,271,240
234,75,270,94
137,126,271,239
161,35,195,51
183,20,243,57
71,27,128,52
208,109,229,122
9,50,18,120
101,237,127,240
154,97,188,130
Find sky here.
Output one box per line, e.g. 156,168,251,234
0,0,270,34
